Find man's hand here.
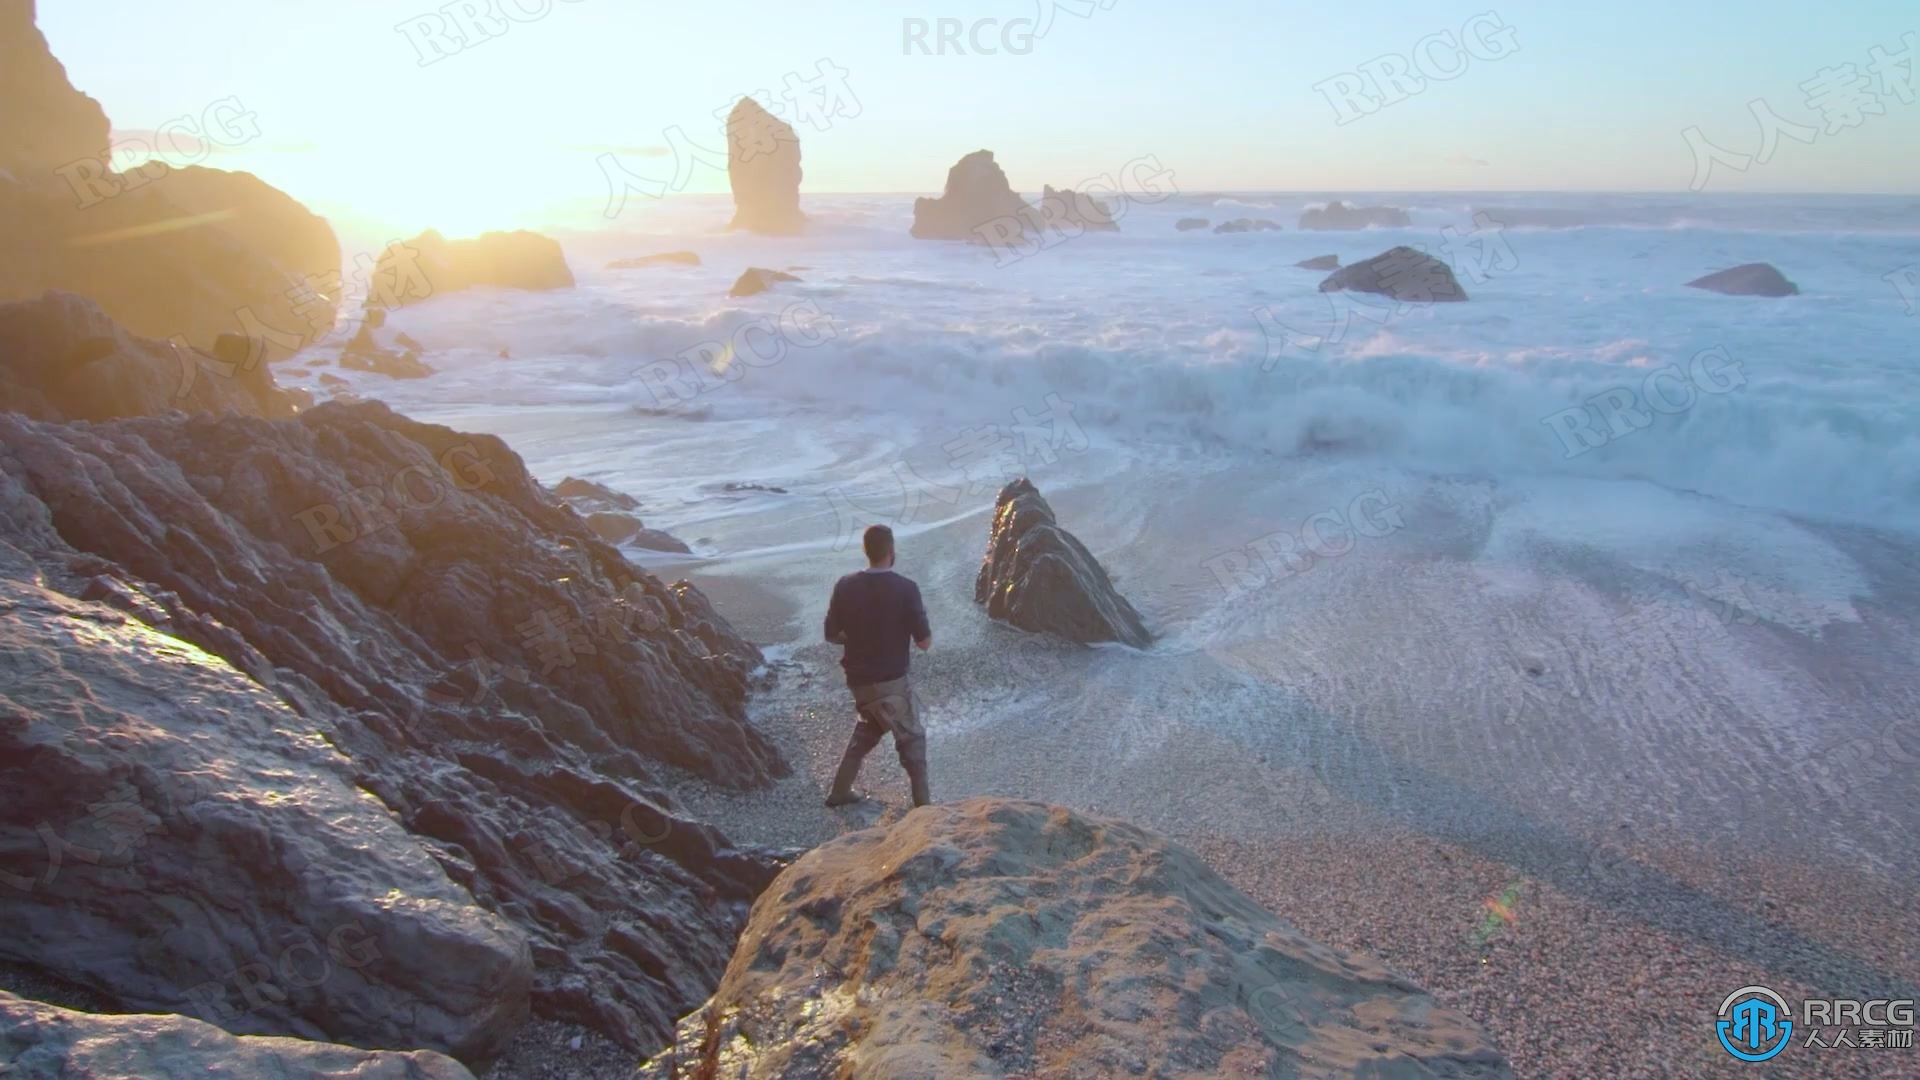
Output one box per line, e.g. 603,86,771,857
914,636,931,652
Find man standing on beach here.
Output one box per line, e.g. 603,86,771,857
822,524,933,807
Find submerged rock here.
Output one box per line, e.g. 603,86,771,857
1296,254,1340,270
1299,201,1412,230
1213,218,1283,234
642,799,1512,1078
610,251,701,269
729,267,800,297
366,229,574,313
1175,217,1211,231
726,98,805,235
1685,262,1799,297
910,150,1034,243
0,992,476,1079
974,478,1149,647
1319,245,1469,302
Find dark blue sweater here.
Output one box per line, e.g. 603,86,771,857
824,569,930,685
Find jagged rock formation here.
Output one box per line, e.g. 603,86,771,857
0,292,306,420
0,992,476,1079
1213,218,1282,234
1175,217,1210,231
0,302,792,1059
641,800,1513,1079
1685,262,1799,297
610,251,701,269
339,319,433,379
0,3,340,361
910,151,1034,242
1319,246,1469,303
1296,254,1340,270
725,99,804,235
728,267,799,298
1299,201,1412,230
974,478,1149,648
1037,185,1120,232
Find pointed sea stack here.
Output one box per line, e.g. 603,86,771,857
911,150,1035,242
975,478,1149,647
1685,263,1798,297
725,97,805,235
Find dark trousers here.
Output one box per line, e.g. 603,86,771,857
828,675,930,807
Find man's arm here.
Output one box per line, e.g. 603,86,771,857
910,582,931,651
824,580,846,644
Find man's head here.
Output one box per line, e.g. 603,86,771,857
863,524,895,568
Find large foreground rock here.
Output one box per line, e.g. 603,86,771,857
910,151,1034,242
1319,246,1469,303
0,304,790,1055
0,992,474,1079
1685,262,1799,297
0,573,530,1060
1299,201,1411,230
641,800,1512,1078
367,230,574,312
974,478,1149,648
0,3,340,360
725,98,804,235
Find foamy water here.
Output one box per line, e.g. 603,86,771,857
306,192,1920,876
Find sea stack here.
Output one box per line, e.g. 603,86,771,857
1038,184,1121,231
975,478,1150,647
1319,246,1468,302
1685,263,1799,297
911,150,1035,242
364,229,574,312
725,97,805,235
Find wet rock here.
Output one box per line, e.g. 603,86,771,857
1213,218,1283,234
1319,245,1468,302
974,478,1149,647
0,5,339,360
1175,217,1210,231
642,799,1512,1079
1037,184,1120,232
609,251,701,269
0,574,532,1061
0,991,476,1079
1296,254,1340,270
1299,201,1411,230
553,476,640,515
729,268,799,298
366,230,574,313
631,528,693,555
725,98,805,236
339,322,433,379
910,150,1034,243
1685,262,1799,297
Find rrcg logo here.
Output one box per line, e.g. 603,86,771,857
1716,984,1916,1062
1313,11,1521,125
902,17,1036,56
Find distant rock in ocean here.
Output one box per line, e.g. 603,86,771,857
1038,184,1121,232
610,250,701,269
729,266,800,297
1213,218,1283,234
1,2,339,361
975,478,1150,647
366,229,575,312
1319,246,1468,302
1296,254,1340,270
726,97,805,235
1685,262,1799,297
640,799,1512,1079
1176,217,1211,231
551,476,691,553
339,319,433,379
911,150,1035,242
1299,200,1412,230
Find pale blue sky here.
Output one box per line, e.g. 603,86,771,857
34,1,1920,231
